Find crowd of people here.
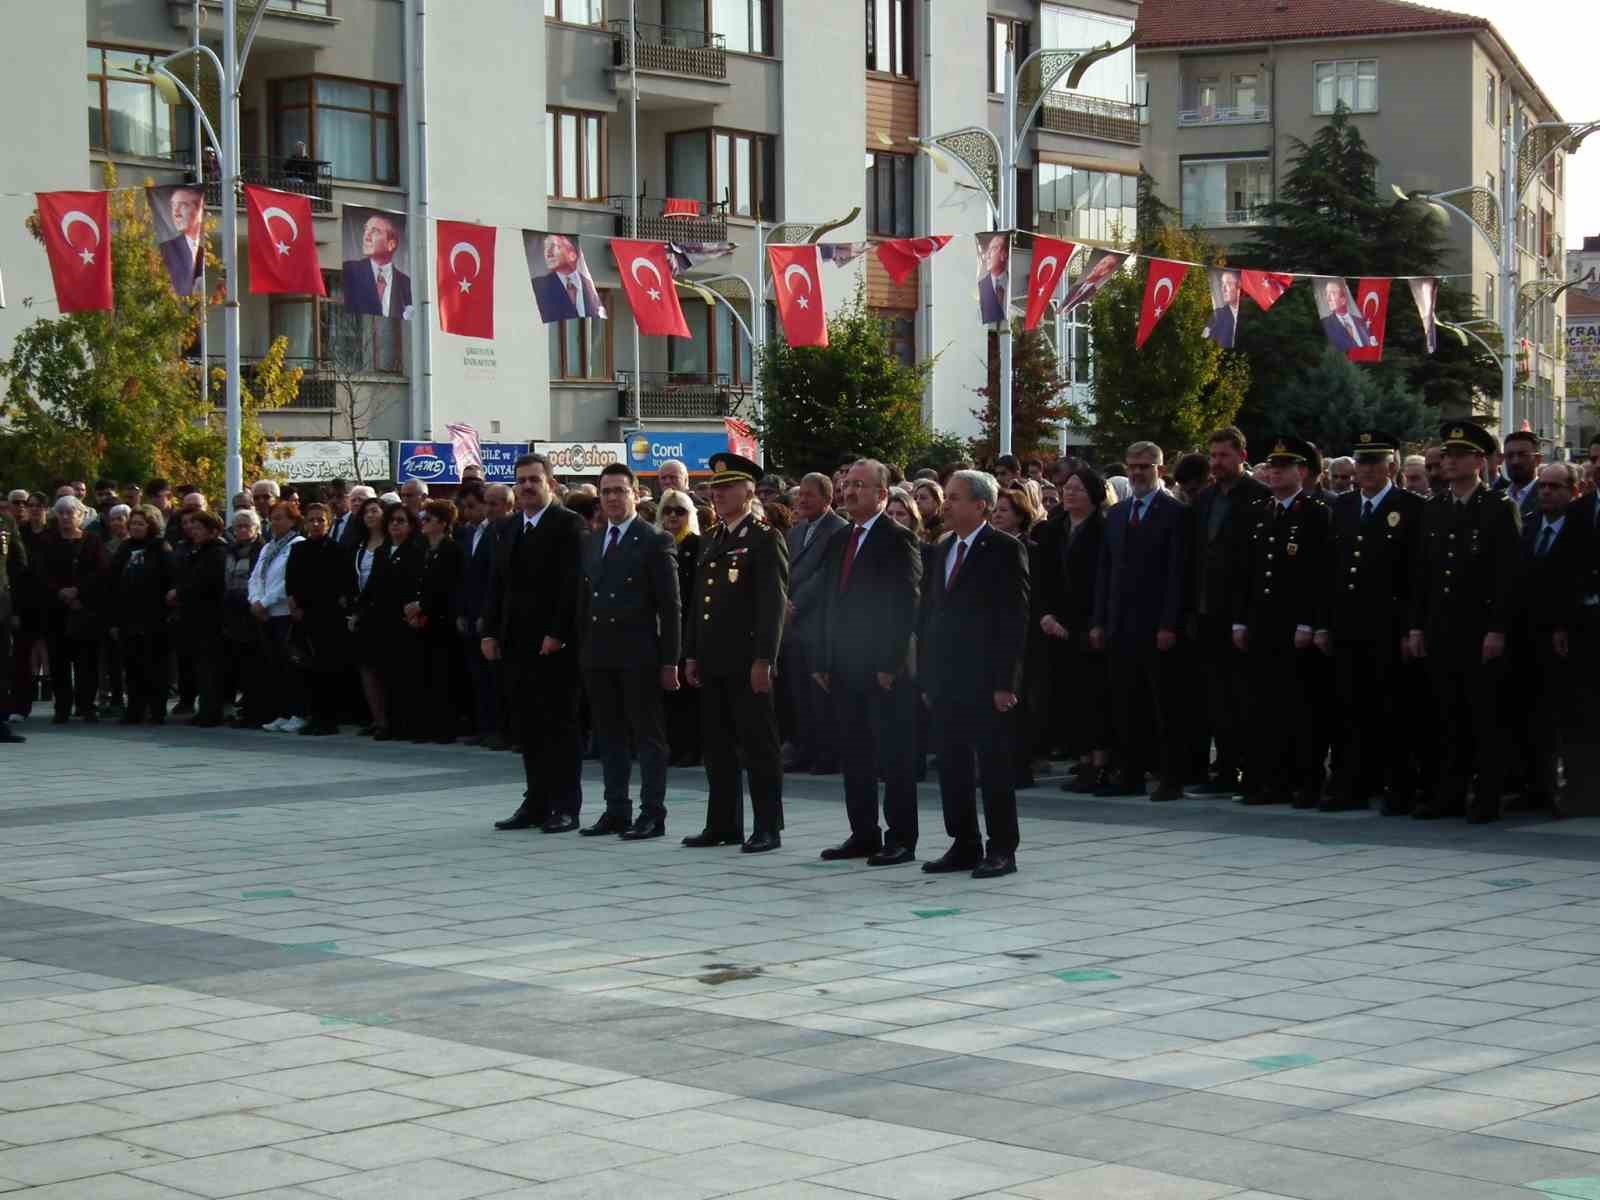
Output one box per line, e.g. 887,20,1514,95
1,418,1594,878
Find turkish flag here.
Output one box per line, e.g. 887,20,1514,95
876,236,951,286
437,221,496,339
1023,236,1075,332
1239,270,1293,312
612,240,690,338
768,245,828,348
725,417,759,461
36,191,113,313
244,186,324,296
1348,278,1391,363
1135,259,1191,350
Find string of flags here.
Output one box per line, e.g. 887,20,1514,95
29,185,1446,364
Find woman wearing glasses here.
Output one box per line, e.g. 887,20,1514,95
656,488,702,767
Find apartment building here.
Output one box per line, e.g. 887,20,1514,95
1135,0,1571,448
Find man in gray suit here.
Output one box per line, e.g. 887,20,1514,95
783,472,846,773
579,462,682,840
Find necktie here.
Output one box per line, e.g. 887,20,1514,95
1361,499,1374,523
377,272,388,312
1538,526,1555,558
567,278,579,312
838,526,865,592
804,522,816,548
995,279,1004,309
948,539,968,586
1130,499,1143,529
604,526,619,558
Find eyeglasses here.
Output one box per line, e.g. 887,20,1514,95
662,507,689,516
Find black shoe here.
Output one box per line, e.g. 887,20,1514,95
1238,791,1285,806
0,727,24,744
867,844,916,867
372,727,395,741
1185,779,1241,798
922,846,982,874
542,814,580,834
1150,784,1184,803
1093,778,1144,798
51,712,69,725
1466,802,1501,825
148,713,165,725
118,713,141,726
1380,791,1414,817
80,711,99,723
581,813,627,837
1062,768,1108,794
171,702,195,717
681,829,742,847
1411,803,1456,821
1291,790,1321,810
741,830,781,853
972,853,1018,879
820,835,880,861
620,815,666,841
809,761,839,775
494,807,541,831
1318,796,1367,812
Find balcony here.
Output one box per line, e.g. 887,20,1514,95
1038,93,1141,146
617,371,748,420
1178,104,1271,127
202,356,337,410
611,196,729,243
203,155,334,216
610,21,727,81
1184,207,1270,228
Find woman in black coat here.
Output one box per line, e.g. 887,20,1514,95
176,510,229,726
39,496,111,722
358,504,425,741
223,509,267,726
411,500,463,744
286,502,356,736
108,505,176,724
994,486,1049,789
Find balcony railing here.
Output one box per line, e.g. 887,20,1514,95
617,370,748,420
201,355,338,410
609,20,727,80
610,196,729,243
203,154,334,215
1184,207,1270,228
1178,104,1271,126
1038,92,1141,145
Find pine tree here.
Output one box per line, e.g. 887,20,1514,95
968,322,1078,462
1268,346,1434,452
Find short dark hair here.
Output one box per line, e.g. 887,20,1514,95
457,481,486,503
514,453,553,478
1503,430,1539,450
94,478,117,491
327,478,349,495
384,502,415,534
995,454,1021,472
1174,453,1209,489
422,499,458,526
600,462,636,484
145,477,171,495
1209,426,1247,453
190,509,224,534
302,501,330,519
565,494,599,520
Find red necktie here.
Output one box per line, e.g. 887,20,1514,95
1130,499,1143,529
948,539,967,586
567,278,579,311
604,526,619,558
838,526,865,592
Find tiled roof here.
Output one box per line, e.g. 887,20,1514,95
1135,0,1488,49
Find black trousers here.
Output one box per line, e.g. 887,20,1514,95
1566,609,1600,815
699,669,782,836
121,628,170,720
1244,639,1320,796
1427,638,1508,813
226,637,267,723
1109,633,1185,790
0,612,12,719
47,629,98,717
586,664,669,822
833,672,918,849
932,696,1018,856
1198,613,1249,780
101,633,124,706
1334,635,1412,802
193,644,227,722
1529,630,1573,802
10,629,39,716
261,617,306,721
462,634,500,738
785,641,836,768
508,651,582,820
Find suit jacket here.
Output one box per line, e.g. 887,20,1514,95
919,524,1029,702
159,234,203,297
1517,510,1588,636
1093,489,1189,641
685,512,788,675
341,259,413,318
580,517,681,671
455,520,498,632
1039,510,1103,635
1329,486,1424,645
1569,493,1600,604
418,535,464,645
1232,493,1333,639
533,270,603,322
331,511,364,550
1191,474,1270,619
979,273,1008,325
1504,482,1541,523
818,514,921,681
1411,485,1521,642
482,505,585,660
1321,308,1375,352
785,509,845,650
1205,304,1237,348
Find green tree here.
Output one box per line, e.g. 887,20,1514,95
969,322,1078,462
1267,346,1434,451
0,165,298,497
755,285,934,474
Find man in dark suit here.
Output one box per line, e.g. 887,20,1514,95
978,233,1009,325
1563,470,1600,816
783,473,845,773
1204,270,1240,348
453,482,500,746
158,185,206,297
1320,278,1375,352
0,510,27,742
1501,430,1542,520
342,212,412,319
533,234,603,321
579,462,681,840
814,460,923,865
920,470,1028,878
1091,442,1191,802
483,453,587,833
1324,431,1425,813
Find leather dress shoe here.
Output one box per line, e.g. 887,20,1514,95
1093,777,1145,798
922,846,982,874
1186,777,1241,797
866,844,915,867
494,807,541,831
1291,789,1322,810
581,813,627,837
1466,801,1501,825
541,813,580,834
1150,784,1184,803
1238,791,1286,806
971,852,1018,879
620,815,666,841
819,835,880,861
741,830,781,853
0,726,25,744
1379,790,1414,817
682,829,742,847
809,760,838,775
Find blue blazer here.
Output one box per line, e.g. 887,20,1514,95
1093,488,1190,641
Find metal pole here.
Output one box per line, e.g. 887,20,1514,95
753,217,765,447
1502,121,1516,434
998,33,1016,459
1055,302,1067,455
193,0,207,410
630,0,642,428
222,0,242,501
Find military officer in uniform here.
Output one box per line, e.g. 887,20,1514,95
1325,431,1424,813
0,510,26,743
1409,420,1521,823
1231,437,1332,807
683,456,789,853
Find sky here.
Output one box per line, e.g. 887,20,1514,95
1439,0,1598,245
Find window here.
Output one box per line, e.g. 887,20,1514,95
1040,5,1135,103
1180,157,1271,226
865,152,914,237
546,108,606,201
866,0,912,76
271,273,402,376
1486,72,1497,126
987,18,1029,95
715,303,755,387
1234,74,1258,114
1037,164,1138,243
1314,59,1377,114
548,293,613,380
1195,77,1220,118
878,310,915,367
544,0,603,23
668,129,775,219
273,76,399,184
1135,72,1149,125
714,0,772,54
670,302,713,377
266,0,332,12
87,44,192,159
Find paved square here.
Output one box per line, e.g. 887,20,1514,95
7,718,1600,1197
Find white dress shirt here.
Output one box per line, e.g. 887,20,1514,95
945,522,986,586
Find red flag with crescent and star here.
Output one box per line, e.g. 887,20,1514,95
1347,278,1391,363
436,220,496,338
243,186,324,297
1023,236,1076,332
36,191,113,313
1239,270,1293,313
768,244,828,348
1135,259,1191,350
612,240,690,338
876,236,951,286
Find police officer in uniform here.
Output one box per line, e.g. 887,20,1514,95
0,510,26,743
1325,431,1424,813
1409,420,1521,823
1231,437,1332,807
683,456,789,853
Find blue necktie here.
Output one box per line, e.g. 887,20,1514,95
1537,526,1555,559
1361,499,1374,523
